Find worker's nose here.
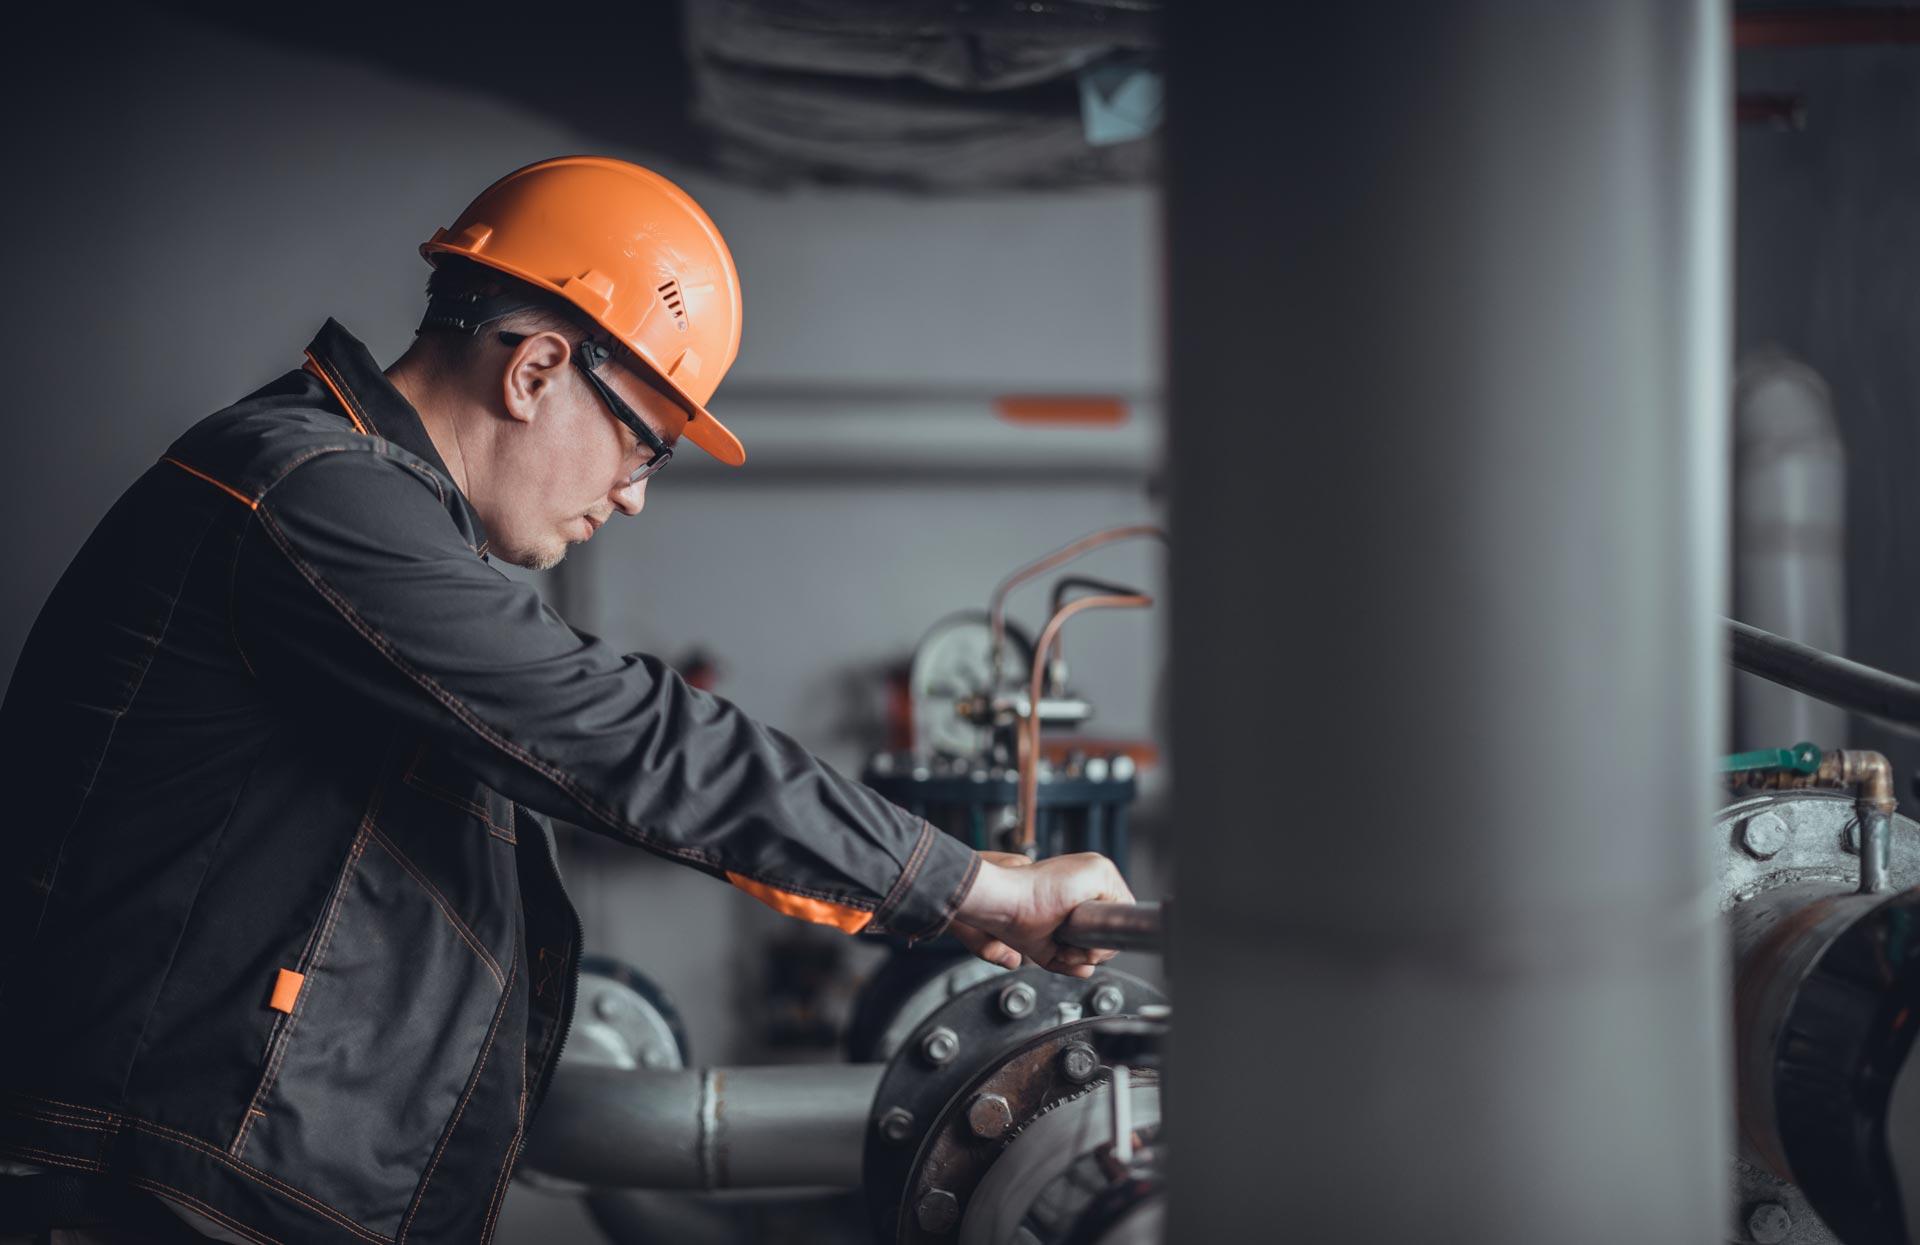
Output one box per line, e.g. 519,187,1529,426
610,478,648,516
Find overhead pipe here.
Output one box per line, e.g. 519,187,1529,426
519,1064,882,1191
1728,618,1920,740
1734,9,1920,47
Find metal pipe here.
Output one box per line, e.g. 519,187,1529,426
518,1064,883,1190
1057,901,1165,953
1728,617,1920,738
1167,2,1729,1240
1722,747,1895,893
1018,592,1151,849
1734,9,1920,47
985,526,1164,693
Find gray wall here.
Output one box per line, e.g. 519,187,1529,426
1736,44,1920,775
3,7,1163,1241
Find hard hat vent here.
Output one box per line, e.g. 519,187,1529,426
658,279,689,331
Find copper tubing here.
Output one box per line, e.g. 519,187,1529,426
1017,592,1151,850
1728,748,1894,893
987,525,1165,691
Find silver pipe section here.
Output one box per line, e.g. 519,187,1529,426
518,1064,883,1191
1166,4,1729,1243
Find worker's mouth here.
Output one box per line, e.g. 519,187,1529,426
577,515,601,539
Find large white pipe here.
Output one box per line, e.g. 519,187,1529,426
1166,4,1730,1242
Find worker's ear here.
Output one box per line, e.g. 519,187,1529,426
500,331,573,426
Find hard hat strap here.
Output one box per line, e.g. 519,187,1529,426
417,291,547,337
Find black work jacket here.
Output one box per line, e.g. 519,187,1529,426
0,320,977,1243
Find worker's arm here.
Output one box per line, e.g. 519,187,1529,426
230,448,975,940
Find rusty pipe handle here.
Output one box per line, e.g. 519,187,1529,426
1056,901,1167,953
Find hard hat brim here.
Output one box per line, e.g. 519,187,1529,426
678,397,746,467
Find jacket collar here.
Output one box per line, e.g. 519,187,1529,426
302,318,489,551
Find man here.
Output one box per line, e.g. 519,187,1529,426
0,156,1132,1243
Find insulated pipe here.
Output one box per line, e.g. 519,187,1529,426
1167,4,1728,1242
518,1064,883,1190
1732,349,1846,752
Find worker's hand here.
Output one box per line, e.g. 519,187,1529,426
947,850,1135,978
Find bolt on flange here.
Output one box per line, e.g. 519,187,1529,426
1059,1041,1100,1084
916,1188,961,1234
1741,811,1791,860
966,1092,1014,1140
877,1106,915,1143
997,980,1037,1019
920,1026,960,1067
1746,1201,1791,1244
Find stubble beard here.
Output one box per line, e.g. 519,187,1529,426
496,534,568,572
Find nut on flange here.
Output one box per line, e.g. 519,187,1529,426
916,1188,961,1234
1741,811,1791,861
878,1106,915,1144
920,1026,961,1067
1746,1202,1791,1244
966,1092,1014,1139
1059,1041,1100,1084
997,980,1037,1019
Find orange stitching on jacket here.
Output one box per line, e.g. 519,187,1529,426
365,820,507,990
873,820,935,929
126,1116,393,1244
401,750,517,843
163,456,260,509
7,1091,119,1123
252,506,722,868
254,502,901,914
304,353,370,436
233,817,373,1157
480,1127,524,1245
251,827,370,1122
405,772,518,842
918,850,984,941
130,1176,287,1245
12,1104,111,1132
0,1142,103,1173
397,950,520,1243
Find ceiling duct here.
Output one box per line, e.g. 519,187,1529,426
681,0,1162,189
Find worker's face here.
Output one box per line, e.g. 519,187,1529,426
488,332,684,571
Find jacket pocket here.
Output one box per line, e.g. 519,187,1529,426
233,815,508,1238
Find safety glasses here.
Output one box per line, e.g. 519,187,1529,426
498,332,675,485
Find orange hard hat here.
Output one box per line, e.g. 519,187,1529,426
421,156,747,466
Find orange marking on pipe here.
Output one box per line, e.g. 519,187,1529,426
994,395,1129,426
